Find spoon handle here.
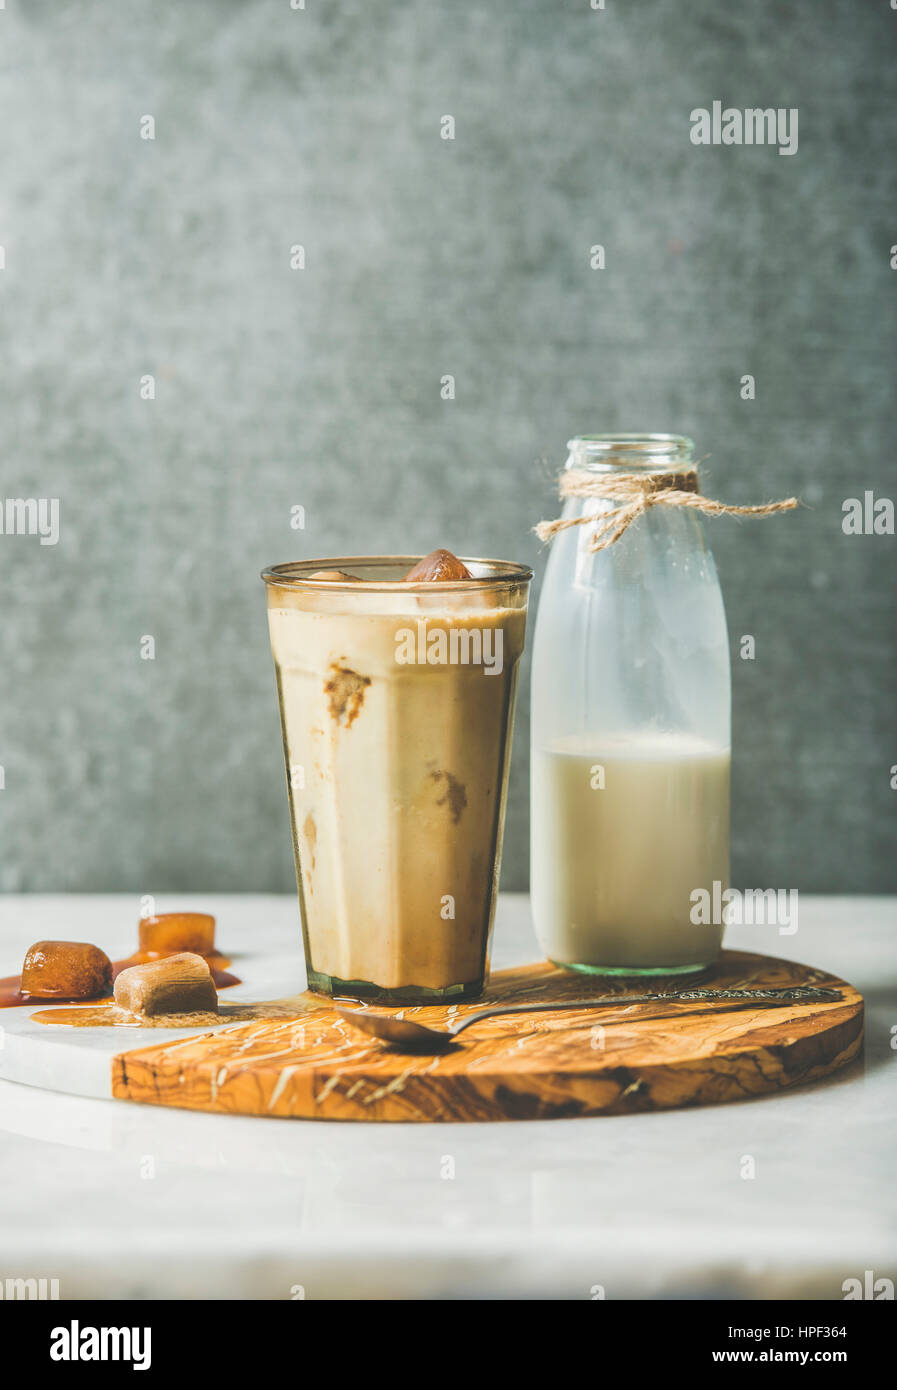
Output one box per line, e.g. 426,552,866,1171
448,986,841,1037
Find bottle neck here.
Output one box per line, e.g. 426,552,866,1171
566,434,694,475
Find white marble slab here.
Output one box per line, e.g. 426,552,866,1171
0,893,893,1300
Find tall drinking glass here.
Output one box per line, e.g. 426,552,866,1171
263,556,532,1003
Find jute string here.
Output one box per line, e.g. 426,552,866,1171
534,468,799,553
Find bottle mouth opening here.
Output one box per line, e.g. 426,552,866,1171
567,434,694,471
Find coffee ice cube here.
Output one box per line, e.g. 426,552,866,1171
403,549,472,582
138,912,216,957
114,952,218,1018
21,941,113,1000
308,569,361,582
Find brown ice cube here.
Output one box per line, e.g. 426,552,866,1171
21,941,113,1000
403,549,472,582
308,569,361,581
113,952,218,1018
138,912,216,957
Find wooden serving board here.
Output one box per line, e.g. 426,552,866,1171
110,950,862,1122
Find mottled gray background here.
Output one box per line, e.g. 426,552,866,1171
0,0,894,895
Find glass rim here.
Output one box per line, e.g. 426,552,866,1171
261,555,534,594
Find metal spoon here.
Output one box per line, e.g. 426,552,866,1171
335,985,842,1053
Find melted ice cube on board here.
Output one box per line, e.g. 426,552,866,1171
114,952,219,1018
21,940,114,1000
138,912,216,957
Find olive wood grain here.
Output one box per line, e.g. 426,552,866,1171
111,950,863,1122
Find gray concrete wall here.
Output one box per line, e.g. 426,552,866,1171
0,0,894,893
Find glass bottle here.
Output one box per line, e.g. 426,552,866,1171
530,435,731,975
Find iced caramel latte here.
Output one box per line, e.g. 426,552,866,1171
262,553,531,1002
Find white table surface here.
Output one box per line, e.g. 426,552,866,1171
0,893,893,1301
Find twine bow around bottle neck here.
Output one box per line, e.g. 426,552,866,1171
534,467,799,553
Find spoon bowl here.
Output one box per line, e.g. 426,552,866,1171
335,1007,457,1051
